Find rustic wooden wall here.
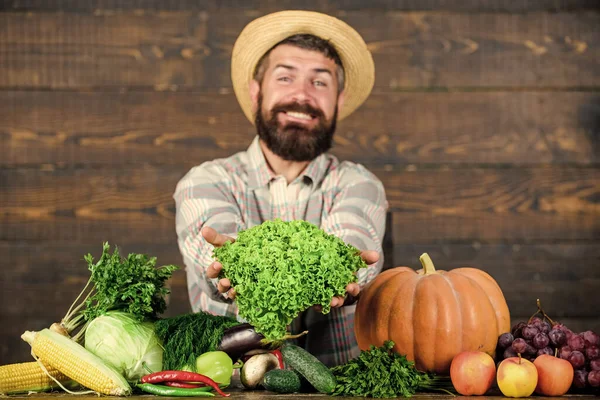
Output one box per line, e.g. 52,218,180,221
1,0,599,364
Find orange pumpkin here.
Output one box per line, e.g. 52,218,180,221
355,253,510,374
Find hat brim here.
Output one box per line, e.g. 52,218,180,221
231,10,375,124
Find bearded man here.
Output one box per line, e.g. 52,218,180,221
174,10,388,367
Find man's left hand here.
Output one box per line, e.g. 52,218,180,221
317,249,380,311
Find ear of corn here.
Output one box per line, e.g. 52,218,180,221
21,328,132,396
0,361,73,394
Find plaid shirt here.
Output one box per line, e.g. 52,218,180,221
174,136,388,366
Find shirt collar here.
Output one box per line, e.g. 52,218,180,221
247,136,330,190
301,150,329,186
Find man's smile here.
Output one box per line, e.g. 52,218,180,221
278,110,318,126
285,111,313,120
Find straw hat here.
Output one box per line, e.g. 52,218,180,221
231,10,375,124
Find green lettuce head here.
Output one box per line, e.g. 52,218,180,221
214,219,368,340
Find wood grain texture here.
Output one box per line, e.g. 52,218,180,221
0,166,598,245
0,11,598,89
383,167,600,242
1,91,598,166
2,0,599,13
1,242,598,364
0,0,598,370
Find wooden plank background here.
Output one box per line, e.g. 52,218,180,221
0,0,599,364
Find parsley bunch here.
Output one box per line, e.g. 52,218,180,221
214,219,367,340
59,242,178,342
330,341,454,398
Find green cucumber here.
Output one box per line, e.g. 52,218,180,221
262,369,315,394
262,369,302,393
280,344,337,394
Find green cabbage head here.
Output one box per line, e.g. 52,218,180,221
84,311,163,381
214,219,367,340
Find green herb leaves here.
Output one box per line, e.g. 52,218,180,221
213,219,367,341
331,341,454,398
82,242,178,321
60,242,178,342
154,312,240,371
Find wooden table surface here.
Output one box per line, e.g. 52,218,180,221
5,384,599,400
4,374,599,399
5,392,599,400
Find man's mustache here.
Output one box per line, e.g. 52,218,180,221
269,102,325,120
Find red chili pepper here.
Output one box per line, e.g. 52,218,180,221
271,349,285,369
141,371,230,397
164,381,206,389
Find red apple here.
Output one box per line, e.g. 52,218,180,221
450,351,496,395
533,354,574,396
497,356,538,397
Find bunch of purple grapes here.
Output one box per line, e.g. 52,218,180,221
496,317,600,391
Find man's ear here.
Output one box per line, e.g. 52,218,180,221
249,80,260,115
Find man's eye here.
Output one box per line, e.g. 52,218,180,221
314,80,327,87
278,76,291,82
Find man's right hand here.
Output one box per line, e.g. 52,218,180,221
202,226,237,299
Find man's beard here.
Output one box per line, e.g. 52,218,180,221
254,94,337,162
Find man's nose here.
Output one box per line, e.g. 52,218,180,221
290,80,312,104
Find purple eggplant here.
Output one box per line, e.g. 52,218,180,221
218,323,271,361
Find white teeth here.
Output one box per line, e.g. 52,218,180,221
286,111,312,120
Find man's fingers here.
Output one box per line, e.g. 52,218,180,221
346,283,360,298
226,287,237,300
217,278,231,294
203,227,234,297
206,261,222,279
330,296,345,308
202,226,235,247
360,250,379,265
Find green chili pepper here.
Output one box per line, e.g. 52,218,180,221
137,383,215,397
195,351,234,386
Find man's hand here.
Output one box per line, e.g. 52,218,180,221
205,226,381,308
202,226,237,299
317,249,380,311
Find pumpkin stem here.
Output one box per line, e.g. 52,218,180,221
419,253,437,275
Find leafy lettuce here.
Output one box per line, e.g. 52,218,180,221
213,219,367,340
